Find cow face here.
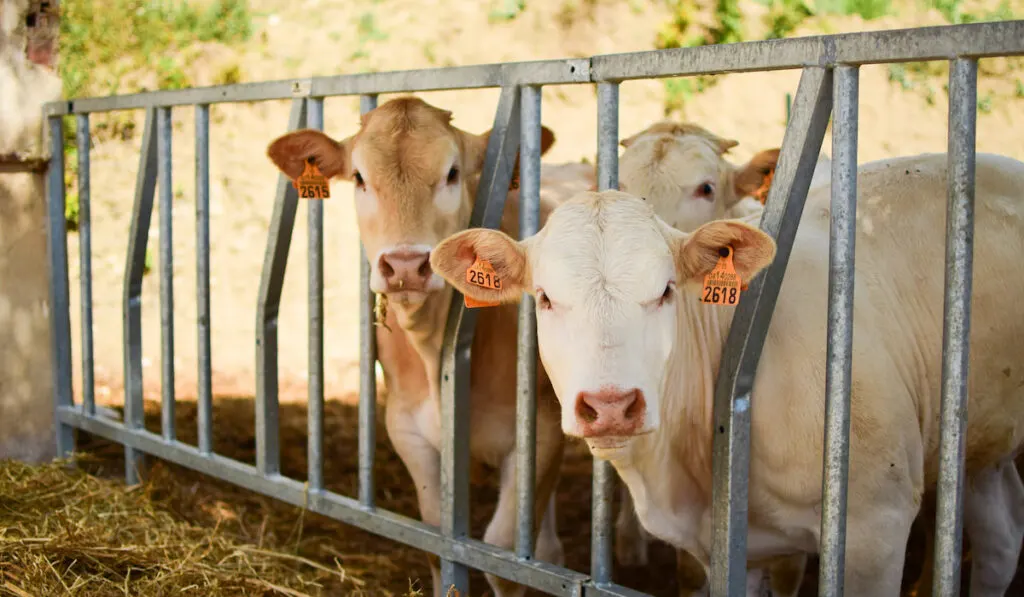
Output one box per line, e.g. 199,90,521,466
267,96,554,305
430,191,776,454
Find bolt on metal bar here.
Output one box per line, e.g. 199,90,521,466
818,64,860,597
158,106,176,442
123,107,160,483
307,97,326,492
710,66,833,597
515,84,542,560
932,56,978,597
591,81,619,586
45,115,76,458
256,98,308,477
439,85,523,595
358,93,379,508
76,114,96,417
195,104,213,455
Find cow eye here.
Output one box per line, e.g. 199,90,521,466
446,166,460,185
658,282,675,307
695,182,714,200
536,289,552,311
353,171,365,188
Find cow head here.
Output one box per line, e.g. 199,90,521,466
430,191,776,452
266,96,555,305
615,120,779,232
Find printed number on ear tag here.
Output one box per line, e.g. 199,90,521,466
700,245,743,306
464,256,500,308
294,158,331,199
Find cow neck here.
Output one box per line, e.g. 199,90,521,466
391,285,453,406
635,294,736,500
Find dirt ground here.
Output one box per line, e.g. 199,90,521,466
56,0,1024,595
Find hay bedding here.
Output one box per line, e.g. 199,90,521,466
4,397,1022,596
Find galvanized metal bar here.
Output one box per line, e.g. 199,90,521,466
358,93,379,508
255,98,307,477
710,66,833,597
76,114,96,417
55,404,591,596
307,97,326,492
588,21,1024,82
43,59,590,116
45,115,75,458
515,84,542,560
195,104,213,455
932,57,978,597
591,81,620,586
158,106,176,442
819,64,859,597
439,85,523,595
123,108,160,483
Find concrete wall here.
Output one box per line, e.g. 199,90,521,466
0,0,63,462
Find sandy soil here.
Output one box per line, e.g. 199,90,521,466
57,0,1024,593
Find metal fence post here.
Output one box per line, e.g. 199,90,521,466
359,93,380,509
308,97,326,492
818,64,859,597
932,56,978,597
76,114,96,418
195,104,213,455
158,106,176,442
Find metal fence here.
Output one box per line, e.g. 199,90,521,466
43,20,1024,597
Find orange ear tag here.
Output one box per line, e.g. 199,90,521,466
753,167,774,205
293,158,331,199
464,256,501,308
700,245,744,306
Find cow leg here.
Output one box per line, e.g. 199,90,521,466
963,457,1024,597
483,433,565,597
767,553,807,597
616,480,651,567
387,412,444,597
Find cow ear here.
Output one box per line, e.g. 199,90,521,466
431,228,530,304
267,130,352,181
673,220,776,289
734,148,780,205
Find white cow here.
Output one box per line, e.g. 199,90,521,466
430,153,1024,596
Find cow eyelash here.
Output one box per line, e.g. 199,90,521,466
657,282,675,307
353,171,365,188
536,289,552,311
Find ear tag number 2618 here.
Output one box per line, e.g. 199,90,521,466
464,256,501,309
294,157,331,199
701,245,743,306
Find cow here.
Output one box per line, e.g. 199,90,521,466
266,96,594,597
429,152,1024,597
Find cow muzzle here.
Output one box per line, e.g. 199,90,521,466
575,387,646,438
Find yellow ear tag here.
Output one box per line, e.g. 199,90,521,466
464,256,500,308
294,157,331,199
700,245,743,306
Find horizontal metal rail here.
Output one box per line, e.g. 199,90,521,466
43,20,1022,597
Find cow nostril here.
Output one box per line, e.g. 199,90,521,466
379,257,395,278
417,257,431,278
577,400,598,424
624,391,643,421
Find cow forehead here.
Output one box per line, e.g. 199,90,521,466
622,134,724,185
533,193,676,302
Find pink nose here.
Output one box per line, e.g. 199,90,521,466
575,387,646,437
379,250,432,292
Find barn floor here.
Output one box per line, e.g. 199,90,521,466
65,396,1024,597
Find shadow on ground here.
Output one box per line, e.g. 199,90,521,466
75,396,1023,596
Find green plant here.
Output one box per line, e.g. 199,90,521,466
663,78,695,116
489,0,527,22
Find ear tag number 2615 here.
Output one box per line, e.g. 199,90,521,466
700,245,743,306
294,157,331,199
464,256,501,309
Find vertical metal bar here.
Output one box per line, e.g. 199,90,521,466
256,98,307,477
123,108,159,483
591,81,620,586
76,114,96,417
932,57,978,597
440,85,522,595
307,97,325,492
710,66,833,597
515,85,542,560
819,64,859,597
358,93,379,508
195,104,213,455
158,106,176,442
45,115,75,458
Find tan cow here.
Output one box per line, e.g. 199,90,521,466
266,96,594,597
431,153,1024,596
